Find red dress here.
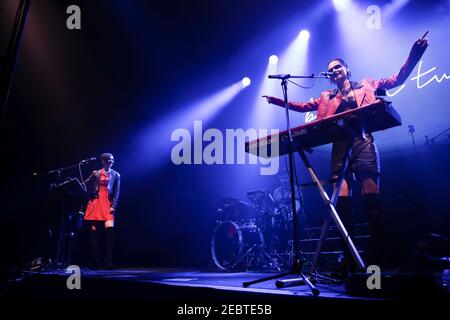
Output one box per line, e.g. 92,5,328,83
84,169,114,221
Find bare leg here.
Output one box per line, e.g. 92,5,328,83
360,173,379,194
332,175,350,197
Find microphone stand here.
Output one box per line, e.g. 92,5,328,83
46,160,92,268
408,125,417,155
243,73,328,296
47,158,95,175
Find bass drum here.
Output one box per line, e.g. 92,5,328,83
211,221,265,271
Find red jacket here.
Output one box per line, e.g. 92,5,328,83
270,55,420,120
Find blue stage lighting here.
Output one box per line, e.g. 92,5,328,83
242,77,251,87
269,55,279,65
333,0,351,11
298,29,310,40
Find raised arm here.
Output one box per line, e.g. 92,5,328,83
372,37,428,90
263,95,320,113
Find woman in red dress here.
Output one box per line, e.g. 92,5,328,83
84,153,121,269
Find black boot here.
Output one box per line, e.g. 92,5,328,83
364,193,386,267
88,228,102,269
104,227,115,270
337,196,354,235
336,196,356,275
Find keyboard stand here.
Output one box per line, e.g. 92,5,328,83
297,145,366,272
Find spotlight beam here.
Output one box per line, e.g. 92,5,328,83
125,81,245,174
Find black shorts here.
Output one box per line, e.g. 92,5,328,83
331,133,380,177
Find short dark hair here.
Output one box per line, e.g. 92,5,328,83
100,153,114,162
327,58,351,84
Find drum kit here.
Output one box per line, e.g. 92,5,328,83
211,191,298,272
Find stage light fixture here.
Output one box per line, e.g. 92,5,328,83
242,77,251,87
332,0,351,11
269,55,279,65
298,29,310,40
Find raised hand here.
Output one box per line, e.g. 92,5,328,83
262,95,279,105
409,34,429,60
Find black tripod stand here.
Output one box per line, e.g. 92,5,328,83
243,74,331,296
45,159,94,269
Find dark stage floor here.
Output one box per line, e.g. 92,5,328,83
2,267,449,305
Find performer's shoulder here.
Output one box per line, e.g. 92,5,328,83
321,89,334,96
320,89,337,98
359,78,377,87
112,170,121,178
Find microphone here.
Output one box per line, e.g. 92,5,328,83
320,71,334,78
268,74,291,79
80,157,96,164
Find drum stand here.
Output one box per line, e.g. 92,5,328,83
265,216,291,268
248,194,290,271
233,243,283,272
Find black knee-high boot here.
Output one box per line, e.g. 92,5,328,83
336,196,355,273
104,227,114,269
88,228,102,269
364,193,386,267
337,196,354,236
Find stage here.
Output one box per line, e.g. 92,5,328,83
2,267,449,304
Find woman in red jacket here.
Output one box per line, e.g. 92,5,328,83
264,37,428,269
